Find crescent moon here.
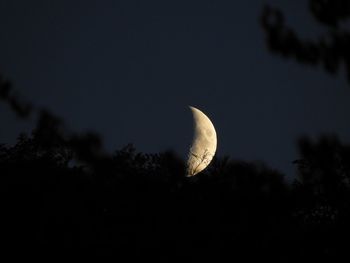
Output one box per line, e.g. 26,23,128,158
186,106,217,176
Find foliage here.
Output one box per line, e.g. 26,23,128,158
261,0,350,84
1,114,350,261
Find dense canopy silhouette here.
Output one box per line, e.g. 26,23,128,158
1,73,350,261
1,2,350,259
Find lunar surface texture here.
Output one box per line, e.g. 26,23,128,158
187,106,217,176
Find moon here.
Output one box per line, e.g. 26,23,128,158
186,106,217,176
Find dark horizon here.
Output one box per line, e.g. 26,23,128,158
1,99,350,261
2,1,350,260
1,0,350,181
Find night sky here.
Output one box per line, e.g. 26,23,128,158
1,0,350,180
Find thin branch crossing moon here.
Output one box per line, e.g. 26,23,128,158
186,106,217,176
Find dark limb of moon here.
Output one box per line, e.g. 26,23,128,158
186,106,217,176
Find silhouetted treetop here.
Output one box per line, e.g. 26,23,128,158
2,69,350,261
294,135,350,194
261,1,350,84
0,74,32,118
309,0,350,28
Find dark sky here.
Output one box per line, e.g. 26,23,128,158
1,0,350,180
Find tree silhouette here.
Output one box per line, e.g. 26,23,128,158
187,148,214,176
260,2,350,260
2,69,350,261
261,0,350,84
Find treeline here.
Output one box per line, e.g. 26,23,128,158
1,111,350,261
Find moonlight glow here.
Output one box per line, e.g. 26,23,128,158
186,106,217,176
